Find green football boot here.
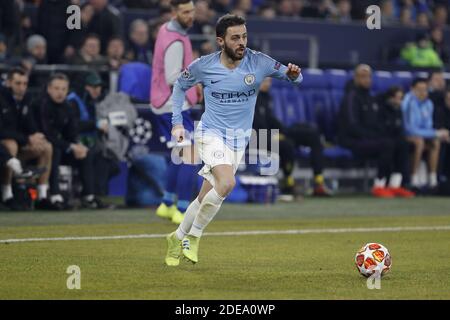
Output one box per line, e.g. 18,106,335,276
156,203,176,219
165,232,182,266
182,235,200,264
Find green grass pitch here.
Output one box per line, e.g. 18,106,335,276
1,197,450,299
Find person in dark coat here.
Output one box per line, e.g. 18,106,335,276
0,68,54,210
32,73,105,209
377,85,413,195
434,88,450,182
338,64,414,198
37,0,72,63
67,72,120,196
253,77,332,198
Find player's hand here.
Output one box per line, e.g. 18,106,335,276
172,124,185,143
286,63,301,81
437,129,450,142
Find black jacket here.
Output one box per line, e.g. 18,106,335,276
433,103,450,130
67,91,101,134
253,91,286,134
429,90,446,129
32,94,79,151
377,96,404,138
0,86,37,146
337,81,384,145
37,0,72,63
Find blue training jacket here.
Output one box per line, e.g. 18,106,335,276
401,91,436,139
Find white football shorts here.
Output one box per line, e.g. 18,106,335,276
194,134,245,188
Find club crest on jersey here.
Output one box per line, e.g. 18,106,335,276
213,150,224,159
244,74,255,86
181,68,190,79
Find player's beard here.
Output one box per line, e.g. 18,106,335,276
224,43,245,61
177,17,193,30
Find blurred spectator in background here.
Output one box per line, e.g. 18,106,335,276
21,35,49,88
190,0,215,36
67,72,119,196
301,0,337,20
211,0,232,15
0,68,54,210
125,19,152,64
350,0,377,20
338,64,405,198
332,0,352,23
277,0,295,17
235,0,253,15
400,33,443,68
377,86,414,195
416,11,430,28
33,73,105,209
66,2,96,60
430,26,449,65
106,36,128,70
258,3,277,20
432,5,448,28
0,0,21,55
0,34,10,64
380,0,398,26
253,77,332,198
435,89,450,182
67,72,106,152
402,78,449,192
123,0,159,8
71,34,108,66
158,4,174,22
400,7,415,27
86,0,123,53
428,70,446,115
24,35,48,66
37,0,72,63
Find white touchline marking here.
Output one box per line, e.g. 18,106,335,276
1,225,449,244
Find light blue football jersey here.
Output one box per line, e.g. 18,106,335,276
171,48,303,150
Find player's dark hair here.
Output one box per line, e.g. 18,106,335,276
427,70,444,81
47,73,69,86
7,67,27,80
411,77,427,87
81,33,101,47
216,14,246,38
170,0,192,8
385,85,403,98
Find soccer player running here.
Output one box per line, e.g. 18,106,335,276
165,14,302,266
150,0,200,225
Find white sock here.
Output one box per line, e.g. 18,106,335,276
6,158,22,175
1,185,13,202
176,198,201,240
84,194,94,201
373,177,386,188
189,188,225,238
50,194,64,204
429,172,438,188
411,174,420,187
388,173,403,188
37,184,49,200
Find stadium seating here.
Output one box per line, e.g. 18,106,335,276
271,69,355,162
118,62,152,102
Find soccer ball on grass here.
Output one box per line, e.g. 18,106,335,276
355,243,392,277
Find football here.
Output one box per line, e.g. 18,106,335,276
355,243,392,277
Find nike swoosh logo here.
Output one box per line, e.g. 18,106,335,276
211,80,221,84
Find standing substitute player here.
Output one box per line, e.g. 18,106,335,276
165,14,302,266
150,0,200,225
